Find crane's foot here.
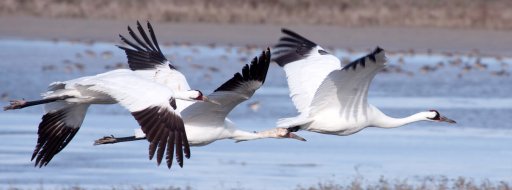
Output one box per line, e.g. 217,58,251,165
3,99,27,111
94,135,118,145
94,135,145,145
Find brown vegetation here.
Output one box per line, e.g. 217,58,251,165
1,0,512,30
4,177,511,190
297,176,511,190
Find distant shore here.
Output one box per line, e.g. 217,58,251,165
1,16,512,57
2,0,511,30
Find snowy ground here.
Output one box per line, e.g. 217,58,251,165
0,40,511,189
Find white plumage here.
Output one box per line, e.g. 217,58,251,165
95,22,306,147
97,48,306,147
81,70,176,112
273,29,456,136
2,22,212,170
3,69,204,169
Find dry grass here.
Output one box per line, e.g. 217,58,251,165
296,176,511,190
1,0,512,30
3,177,510,190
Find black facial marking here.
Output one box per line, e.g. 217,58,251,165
169,98,177,110
428,110,440,120
192,90,203,100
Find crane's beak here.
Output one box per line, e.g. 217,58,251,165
287,132,307,141
439,116,456,124
202,96,221,105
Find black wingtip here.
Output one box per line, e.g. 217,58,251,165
118,21,170,70
281,28,293,35
213,48,271,92
281,28,302,39
273,28,317,67
30,109,81,169
132,106,188,170
182,132,191,159
260,48,271,84
343,46,386,71
373,46,384,54
280,28,316,46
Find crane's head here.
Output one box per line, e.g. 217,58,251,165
426,110,456,124
274,127,307,141
189,90,205,101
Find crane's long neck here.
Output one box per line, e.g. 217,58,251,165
173,91,195,101
229,128,277,142
374,112,428,129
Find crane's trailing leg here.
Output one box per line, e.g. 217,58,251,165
94,135,146,145
3,96,73,111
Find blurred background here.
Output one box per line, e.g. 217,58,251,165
0,1,511,190
1,0,512,29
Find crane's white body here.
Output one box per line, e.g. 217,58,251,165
6,22,204,169
45,69,169,105
133,118,268,146
110,22,287,147
125,48,279,146
273,29,444,136
292,105,433,135
9,67,195,168
183,119,246,146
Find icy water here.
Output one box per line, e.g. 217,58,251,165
0,39,511,189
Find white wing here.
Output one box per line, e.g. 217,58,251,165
80,72,190,169
310,47,386,121
180,49,270,127
273,29,341,114
118,21,191,92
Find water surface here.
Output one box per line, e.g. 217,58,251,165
0,40,511,189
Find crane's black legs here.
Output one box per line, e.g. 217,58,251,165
94,135,147,145
3,95,73,111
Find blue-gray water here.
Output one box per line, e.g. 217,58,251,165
0,40,511,189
